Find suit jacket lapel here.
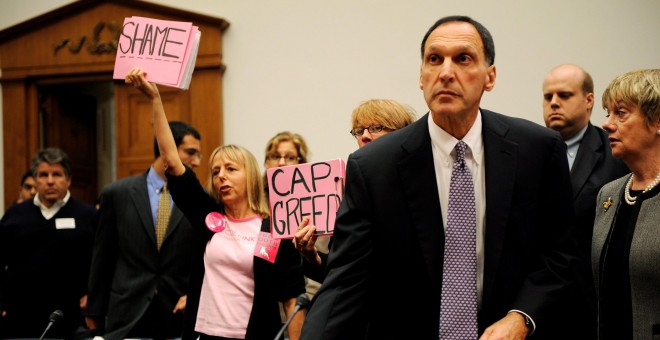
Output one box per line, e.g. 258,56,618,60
130,175,158,246
570,124,601,199
165,206,184,241
398,115,444,286
481,110,518,296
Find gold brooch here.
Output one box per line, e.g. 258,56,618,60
602,197,613,212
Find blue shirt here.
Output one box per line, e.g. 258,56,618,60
565,125,588,171
146,166,171,225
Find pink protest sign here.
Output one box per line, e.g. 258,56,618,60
253,231,281,264
113,16,200,89
267,159,346,239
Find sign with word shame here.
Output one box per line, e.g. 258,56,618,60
267,159,346,239
113,16,201,89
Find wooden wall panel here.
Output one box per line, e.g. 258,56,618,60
114,82,197,180
0,0,227,209
0,0,228,80
2,82,31,204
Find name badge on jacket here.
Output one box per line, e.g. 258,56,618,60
55,218,76,229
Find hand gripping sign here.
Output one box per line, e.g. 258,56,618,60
113,16,201,89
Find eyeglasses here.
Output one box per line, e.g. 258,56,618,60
183,148,203,160
350,125,390,138
22,184,36,190
266,153,300,165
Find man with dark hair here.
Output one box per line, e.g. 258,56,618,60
154,121,202,160
0,147,97,339
301,16,576,339
15,169,37,205
542,64,629,339
86,121,202,340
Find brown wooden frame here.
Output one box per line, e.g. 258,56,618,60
0,0,228,208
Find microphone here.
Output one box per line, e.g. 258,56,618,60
273,293,310,340
39,310,63,340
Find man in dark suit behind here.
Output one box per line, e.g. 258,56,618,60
86,121,202,340
301,16,577,339
542,64,629,339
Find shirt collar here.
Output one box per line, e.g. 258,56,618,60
564,124,588,148
428,110,483,165
147,165,167,192
33,190,71,219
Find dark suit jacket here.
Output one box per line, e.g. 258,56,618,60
564,123,629,339
87,171,195,340
571,123,629,246
301,110,577,340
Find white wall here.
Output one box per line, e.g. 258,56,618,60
1,0,659,209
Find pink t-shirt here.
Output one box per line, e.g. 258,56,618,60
194,215,262,338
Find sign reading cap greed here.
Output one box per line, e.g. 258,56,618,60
267,159,345,239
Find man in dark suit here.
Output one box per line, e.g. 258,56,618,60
86,121,202,340
0,147,97,339
301,16,576,339
542,64,629,339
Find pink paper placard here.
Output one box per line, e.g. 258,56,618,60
267,159,345,239
253,231,280,264
113,16,197,88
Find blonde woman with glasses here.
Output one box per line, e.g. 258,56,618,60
349,99,417,148
294,99,417,283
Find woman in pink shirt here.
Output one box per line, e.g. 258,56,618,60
126,68,306,340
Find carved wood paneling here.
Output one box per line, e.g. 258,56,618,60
0,0,227,209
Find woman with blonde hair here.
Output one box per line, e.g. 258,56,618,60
592,69,660,340
263,131,309,196
126,68,306,340
349,99,417,148
264,131,309,167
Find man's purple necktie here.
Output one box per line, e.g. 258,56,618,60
439,140,478,339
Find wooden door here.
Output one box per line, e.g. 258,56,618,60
0,0,228,210
115,82,191,177
40,85,98,205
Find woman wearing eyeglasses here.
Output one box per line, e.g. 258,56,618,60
294,99,417,282
350,99,417,148
125,68,306,340
262,131,327,308
263,131,308,178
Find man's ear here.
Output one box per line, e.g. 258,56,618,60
586,92,595,111
419,65,424,90
484,65,496,92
